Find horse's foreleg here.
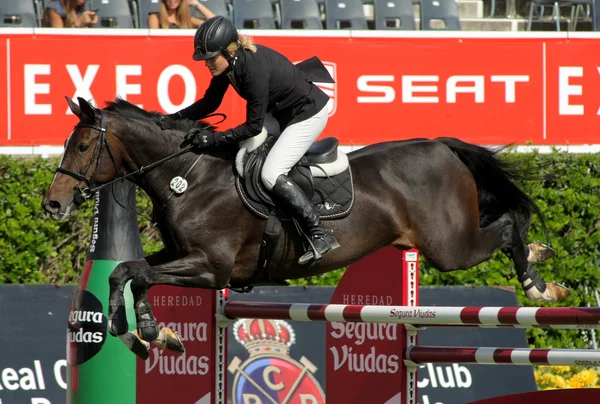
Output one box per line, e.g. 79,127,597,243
129,252,232,342
107,249,171,336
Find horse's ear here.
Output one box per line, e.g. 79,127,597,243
65,96,81,118
77,97,96,120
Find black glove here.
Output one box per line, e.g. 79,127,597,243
184,128,220,148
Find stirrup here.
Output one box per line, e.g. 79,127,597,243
298,232,340,266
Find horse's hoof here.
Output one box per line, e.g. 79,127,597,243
527,242,557,264
138,324,159,342
547,282,572,302
108,307,129,336
119,331,150,360
525,281,571,303
152,327,186,354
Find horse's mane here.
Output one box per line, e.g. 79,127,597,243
103,97,214,133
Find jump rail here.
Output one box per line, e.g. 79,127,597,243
406,346,600,366
223,301,600,327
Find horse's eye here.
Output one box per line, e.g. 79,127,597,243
78,144,90,152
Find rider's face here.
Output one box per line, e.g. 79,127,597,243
205,54,230,77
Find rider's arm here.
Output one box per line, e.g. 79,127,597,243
175,75,229,120
216,70,269,144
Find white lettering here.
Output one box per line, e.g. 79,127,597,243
145,348,209,375
1,368,20,390
116,65,143,107
436,366,456,388
559,66,584,115
418,363,472,389
33,361,45,390
421,395,444,404
453,363,472,388
329,322,397,346
32,399,51,404
329,345,399,373
447,75,484,103
157,65,197,113
491,75,529,103
54,360,67,390
402,76,439,103
357,75,395,103
66,65,99,114
25,65,51,115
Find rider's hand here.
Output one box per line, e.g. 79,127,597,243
185,128,219,148
188,0,200,7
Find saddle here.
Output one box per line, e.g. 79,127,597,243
235,129,354,220
230,129,355,292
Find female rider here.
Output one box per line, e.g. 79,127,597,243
162,16,339,265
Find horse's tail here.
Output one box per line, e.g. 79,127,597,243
435,137,550,246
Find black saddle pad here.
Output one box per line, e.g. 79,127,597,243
235,166,355,220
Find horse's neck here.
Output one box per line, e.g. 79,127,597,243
136,149,236,207
113,118,237,207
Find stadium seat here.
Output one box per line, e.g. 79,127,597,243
135,0,159,28
374,0,415,30
90,0,135,28
325,0,368,29
232,0,276,29
420,0,460,30
190,0,231,20
0,1,37,27
280,0,323,29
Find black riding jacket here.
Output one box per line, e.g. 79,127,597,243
176,45,330,144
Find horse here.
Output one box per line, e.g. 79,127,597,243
42,96,570,358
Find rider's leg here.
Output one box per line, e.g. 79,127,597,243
261,106,340,265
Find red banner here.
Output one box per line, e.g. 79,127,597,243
1,31,599,148
137,286,216,403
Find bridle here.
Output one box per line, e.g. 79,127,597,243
56,109,194,206
56,110,121,206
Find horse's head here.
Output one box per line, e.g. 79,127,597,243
42,97,124,220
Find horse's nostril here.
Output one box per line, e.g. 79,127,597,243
44,199,62,212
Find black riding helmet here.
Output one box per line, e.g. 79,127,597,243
192,16,239,61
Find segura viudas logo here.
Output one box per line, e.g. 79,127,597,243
229,319,325,404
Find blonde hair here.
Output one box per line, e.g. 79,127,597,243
159,0,193,29
227,35,257,53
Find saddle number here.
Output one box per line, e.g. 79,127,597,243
170,176,188,194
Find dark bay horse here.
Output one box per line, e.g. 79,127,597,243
43,97,570,356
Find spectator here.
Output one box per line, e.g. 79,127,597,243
149,0,216,29
42,0,98,28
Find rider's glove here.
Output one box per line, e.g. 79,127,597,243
185,128,220,148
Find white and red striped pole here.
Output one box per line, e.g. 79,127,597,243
223,302,600,327
406,346,600,367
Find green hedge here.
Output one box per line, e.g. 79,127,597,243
1,149,599,349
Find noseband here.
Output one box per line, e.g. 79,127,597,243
55,110,121,206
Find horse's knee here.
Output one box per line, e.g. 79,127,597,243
130,272,151,295
109,263,129,288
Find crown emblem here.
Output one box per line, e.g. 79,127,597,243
233,319,296,357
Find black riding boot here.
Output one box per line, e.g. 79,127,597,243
271,174,340,265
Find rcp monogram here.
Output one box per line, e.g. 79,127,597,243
229,319,325,404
